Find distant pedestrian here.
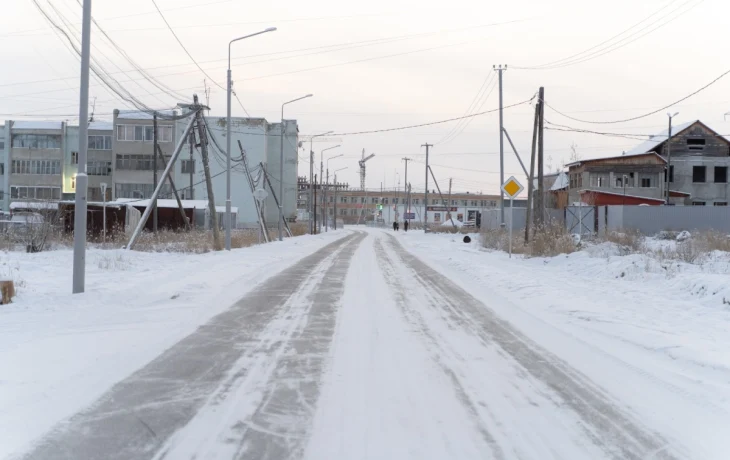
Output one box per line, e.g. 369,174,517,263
393,221,398,231
404,220,409,232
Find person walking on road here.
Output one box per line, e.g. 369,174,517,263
393,221,398,231
404,220,409,232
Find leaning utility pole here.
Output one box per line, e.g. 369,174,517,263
428,166,457,230
194,96,221,250
525,94,540,243
536,86,545,225
155,144,190,230
495,64,507,227
422,143,432,232
152,112,158,234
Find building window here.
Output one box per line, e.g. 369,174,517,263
714,202,728,206
350,209,358,216
88,135,112,150
639,174,655,188
0,140,4,150
340,196,347,203
451,200,457,205
361,197,366,204
470,200,478,206
11,134,61,149
181,159,195,174
692,166,706,183
412,198,419,205
71,152,78,164
0,163,4,175
714,166,728,183
340,209,347,215
11,159,61,175
371,197,379,204
383,197,389,204
116,124,171,142
10,186,60,200
692,201,706,206
461,200,467,206
115,154,168,171
71,176,76,191
615,173,634,188
393,198,399,204
328,196,333,203
349,196,357,204
665,165,675,183
589,173,609,187
88,161,112,176
434,213,441,222
687,138,706,151
115,183,171,199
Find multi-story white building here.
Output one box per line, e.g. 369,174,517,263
0,112,300,229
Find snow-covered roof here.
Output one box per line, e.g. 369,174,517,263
565,151,666,169
113,198,236,213
88,121,113,131
622,120,697,157
10,201,59,210
13,121,62,130
579,189,666,203
116,110,176,120
550,171,569,191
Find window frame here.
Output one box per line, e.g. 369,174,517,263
714,166,728,183
692,166,707,183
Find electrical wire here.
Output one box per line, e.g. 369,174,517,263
149,0,226,91
544,67,730,125
514,0,703,70
438,75,499,144
436,71,496,145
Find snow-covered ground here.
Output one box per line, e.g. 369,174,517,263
398,229,730,459
0,230,348,460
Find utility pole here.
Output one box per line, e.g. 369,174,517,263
666,112,679,202
72,0,92,293
194,96,221,250
189,131,194,199
310,149,314,233
333,175,338,230
536,86,545,225
402,157,412,222
314,174,318,233
422,143,432,232
152,112,158,234
495,64,507,227
447,177,453,222
525,94,540,243
156,145,190,230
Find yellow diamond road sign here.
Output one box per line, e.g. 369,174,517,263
501,176,524,198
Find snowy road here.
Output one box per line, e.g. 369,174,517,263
20,229,688,460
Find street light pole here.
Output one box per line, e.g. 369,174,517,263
226,27,276,251
325,153,343,231
308,131,333,234
72,0,92,293
665,112,679,204
333,166,347,230
279,94,313,241
319,145,340,233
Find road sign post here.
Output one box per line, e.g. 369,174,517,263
501,176,524,259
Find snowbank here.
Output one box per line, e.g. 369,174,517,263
0,230,349,459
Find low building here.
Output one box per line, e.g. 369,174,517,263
566,152,667,206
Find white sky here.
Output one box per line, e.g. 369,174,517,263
1,0,728,194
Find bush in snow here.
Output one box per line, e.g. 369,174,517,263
676,230,692,242
481,222,576,258
601,230,645,256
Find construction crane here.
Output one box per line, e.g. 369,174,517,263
359,148,375,191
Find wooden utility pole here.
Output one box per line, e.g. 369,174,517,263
152,112,158,234
525,94,540,243
156,145,190,230
428,166,457,230
447,177,453,222
422,143,432,232
402,157,413,222
536,86,545,226
189,130,194,199
263,169,292,237
193,95,221,250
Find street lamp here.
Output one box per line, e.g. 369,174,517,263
318,145,340,233
665,112,679,204
225,26,277,251
279,93,313,241
325,153,343,231
309,131,333,234
333,166,348,230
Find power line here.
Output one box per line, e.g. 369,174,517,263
545,67,730,124
149,0,226,91
330,96,535,136
514,0,703,70
436,71,496,145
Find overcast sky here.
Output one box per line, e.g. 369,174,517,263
0,0,727,194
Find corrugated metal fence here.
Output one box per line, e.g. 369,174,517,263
483,205,730,235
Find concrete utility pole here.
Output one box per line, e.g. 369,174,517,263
525,94,540,243
422,143,432,232
72,0,92,293
402,157,412,221
495,64,507,227
448,177,453,221
153,112,158,234
188,131,194,199
308,131,332,234
666,112,679,203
